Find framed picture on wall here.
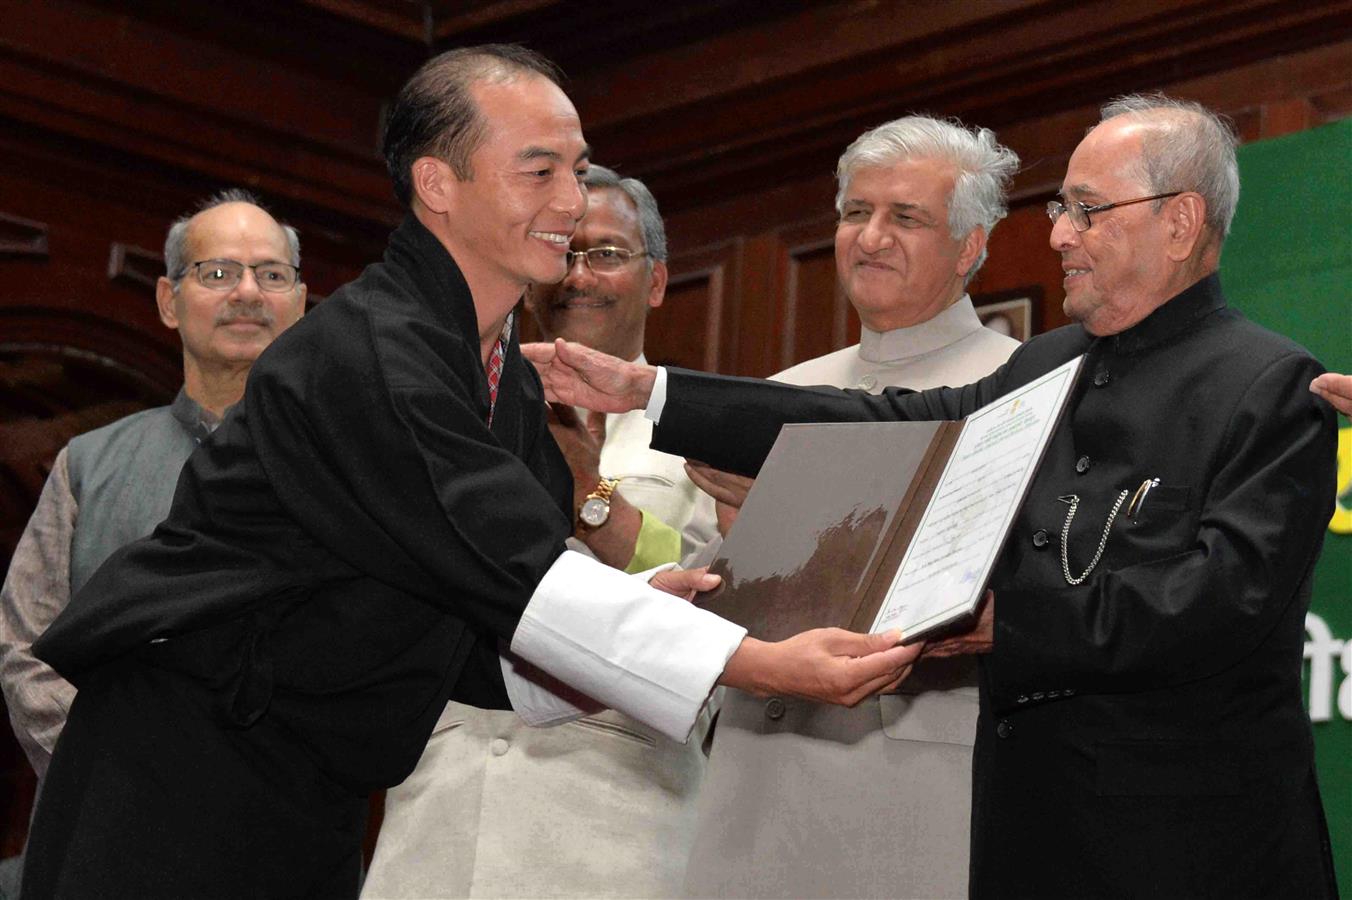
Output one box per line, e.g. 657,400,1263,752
973,287,1043,342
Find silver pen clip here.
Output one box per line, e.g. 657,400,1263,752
1126,477,1160,518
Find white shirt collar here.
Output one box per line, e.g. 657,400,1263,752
857,294,986,363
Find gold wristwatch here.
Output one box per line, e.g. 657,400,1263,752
578,477,621,528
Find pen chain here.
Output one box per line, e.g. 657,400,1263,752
1058,489,1129,586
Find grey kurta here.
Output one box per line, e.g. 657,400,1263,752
683,296,1017,899
0,389,212,777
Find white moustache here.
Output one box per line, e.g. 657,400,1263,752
216,305,275,326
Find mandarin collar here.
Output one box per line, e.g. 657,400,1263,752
858,295,986,364
1107,272,1227,356
170,387,223,439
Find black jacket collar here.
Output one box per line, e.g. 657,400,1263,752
1109,271,1228,356
384,213,482,343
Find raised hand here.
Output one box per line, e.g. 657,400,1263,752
546,403,607,516
719,628,920,707
535,339,658,413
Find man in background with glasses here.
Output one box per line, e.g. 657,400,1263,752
0,189,305,785
364,164,718,899
531,164,717,574
535,94,1340,898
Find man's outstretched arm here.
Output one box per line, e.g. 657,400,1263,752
509,549,920,742
524,339,659,413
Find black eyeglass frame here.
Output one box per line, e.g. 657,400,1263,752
182,258,302,292
563,246,649,272
1046,192,1183,233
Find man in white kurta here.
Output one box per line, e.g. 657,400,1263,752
364,166,717,900
682,117,1021,900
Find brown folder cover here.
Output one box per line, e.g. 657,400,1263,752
696,420,961,643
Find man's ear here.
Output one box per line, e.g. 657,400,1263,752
1165,192,1207,262
646,260,669,311
155,276,180,330
411,156,457,215
957,227,988,279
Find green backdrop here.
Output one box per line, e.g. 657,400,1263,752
1222,116,1351,886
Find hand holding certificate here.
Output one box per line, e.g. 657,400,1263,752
696,356,1083,643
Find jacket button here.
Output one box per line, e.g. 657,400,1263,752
1016,694,1029,704
490,738,509,756
1075,455,1091,474
765,698,786,720
996,719,1013,739
1093,368,1110,387
1031,529,1049,549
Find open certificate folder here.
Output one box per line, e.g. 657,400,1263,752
696,355,1083,643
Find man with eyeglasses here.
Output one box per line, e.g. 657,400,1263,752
534,93,1340,898
531,165,717,574
0,188,306,787
363,164,719,899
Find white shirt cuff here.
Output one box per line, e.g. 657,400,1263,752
643,366,669,423
499,642,601,727
510,549,745,742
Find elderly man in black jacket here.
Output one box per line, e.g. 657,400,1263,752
535,95,1340,899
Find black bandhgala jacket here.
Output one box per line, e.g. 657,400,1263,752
651,274,1339,899
36,215,574,793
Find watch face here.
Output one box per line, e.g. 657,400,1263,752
580,497,610,527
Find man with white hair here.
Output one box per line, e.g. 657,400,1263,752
679,115,1020,900
537,94,1340,898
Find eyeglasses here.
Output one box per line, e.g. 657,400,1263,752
564,246,648,273
184,258,301,292
1045,192,1182,233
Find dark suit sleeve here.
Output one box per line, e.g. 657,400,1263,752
985,351,1336,705
653,367,1000,476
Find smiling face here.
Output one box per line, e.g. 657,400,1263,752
834,157,984,332
528,186,666,361
438,74,589,305
1051,118,1180,336
155,202,305,373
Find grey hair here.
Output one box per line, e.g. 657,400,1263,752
834,115,1019,280
1099,93,1240,237
163,188,300,284
581,165,667,263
